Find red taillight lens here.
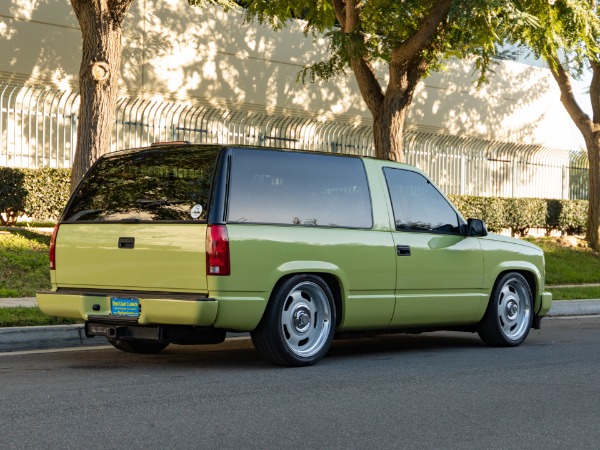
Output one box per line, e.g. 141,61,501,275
206,225,230,276
49,224,60,270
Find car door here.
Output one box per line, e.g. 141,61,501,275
383,167,487,327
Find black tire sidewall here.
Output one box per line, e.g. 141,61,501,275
478,272,533,347
254,274,336,366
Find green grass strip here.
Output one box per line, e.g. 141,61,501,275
524,237,600,285
547,286,600,301
0,307,80,327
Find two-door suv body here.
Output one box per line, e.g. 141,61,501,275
37,144,552,366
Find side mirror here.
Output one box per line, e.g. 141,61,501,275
467,218,488,237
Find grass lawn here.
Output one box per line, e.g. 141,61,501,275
0,227,52,298
524,236,600,285
0,307,79,327
548,286,600,301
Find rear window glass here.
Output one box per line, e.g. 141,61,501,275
227,149,372,228
63,146,220,222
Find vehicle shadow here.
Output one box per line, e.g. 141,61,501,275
58,331,487,371
328,331,485,359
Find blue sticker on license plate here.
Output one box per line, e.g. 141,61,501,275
110,297,139,317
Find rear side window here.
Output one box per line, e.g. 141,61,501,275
63,146,220,222
227,149,372,228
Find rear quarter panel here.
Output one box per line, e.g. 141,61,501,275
210,224,397,331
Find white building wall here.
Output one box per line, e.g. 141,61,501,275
1,0,589,201
1,0,584,151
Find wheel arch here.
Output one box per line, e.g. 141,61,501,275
478,270,534,346
270,271,344,327
493,268,539,314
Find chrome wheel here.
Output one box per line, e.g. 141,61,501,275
478,272,533,347
251,274,336,366
280,281,332,358
496,276,532,342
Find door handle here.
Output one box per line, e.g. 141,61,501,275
118,237,135,249
396,245,411,256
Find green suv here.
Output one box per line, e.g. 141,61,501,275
37,144,552,366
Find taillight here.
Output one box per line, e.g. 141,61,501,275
206,225,230,276
49,224,60,270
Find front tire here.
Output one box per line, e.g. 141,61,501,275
108,338,169,354
478,272,533,346
251,274,336,367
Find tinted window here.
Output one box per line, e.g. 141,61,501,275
63,146,220,222
227,149,372,228
384,167,461,234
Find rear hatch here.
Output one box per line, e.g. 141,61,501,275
55,144,222,293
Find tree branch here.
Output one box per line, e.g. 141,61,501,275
590,59,600,124
344,0,359,32
391,0,453,64
547,53,594,136
350,58,385,115
341,0,384,114
332,0,346,30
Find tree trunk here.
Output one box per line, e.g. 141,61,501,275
373,103,408,162
70,0,134,193
586,135,600,249
548,56,600,250
337,0,449,163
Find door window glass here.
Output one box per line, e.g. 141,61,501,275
384,167,461,234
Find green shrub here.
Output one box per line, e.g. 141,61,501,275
546,199,587,235
504,197,547,236
449,195,587,236
0,168,27,225
448,195,506,232
0,167,70,223
23,168,71,221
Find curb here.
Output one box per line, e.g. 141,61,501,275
1,299,599,353
547,300,600,317
0,324,105,352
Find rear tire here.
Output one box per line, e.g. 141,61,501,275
478,272,533,346
251,274,336,367
108,338,169,354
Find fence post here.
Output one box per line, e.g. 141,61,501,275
512,159,518,197
460,154,466,195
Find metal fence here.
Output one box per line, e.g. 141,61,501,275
0,81,589,200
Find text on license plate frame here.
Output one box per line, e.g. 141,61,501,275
110,297,140,317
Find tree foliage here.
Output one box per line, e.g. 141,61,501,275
210,0,537,162
507,0,600,249
69,0,236,192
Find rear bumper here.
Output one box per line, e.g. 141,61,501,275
36,290,218,326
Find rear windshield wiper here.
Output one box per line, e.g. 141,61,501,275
136,199,186,208
68,209,103,221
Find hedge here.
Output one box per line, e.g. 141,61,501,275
448,194,587,236
0,167,71,225
0,167,589,235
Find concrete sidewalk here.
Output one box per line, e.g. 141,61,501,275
1,297,600,352
0,297,37,308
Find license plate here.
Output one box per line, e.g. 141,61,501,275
110,297,139,317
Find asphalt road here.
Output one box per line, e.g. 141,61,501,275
1,317,599,450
